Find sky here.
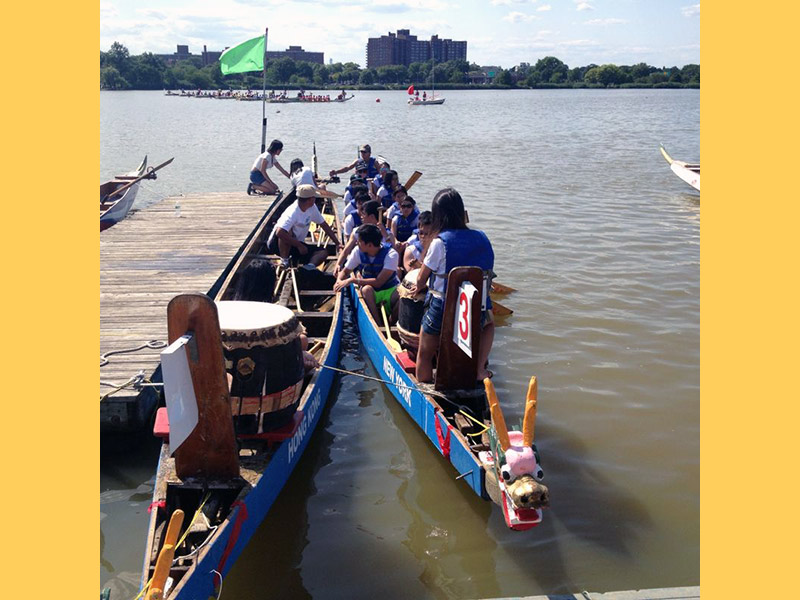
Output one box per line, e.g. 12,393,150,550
100,0,699,69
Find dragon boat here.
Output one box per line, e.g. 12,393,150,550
346,262,549,530
137,181,345,599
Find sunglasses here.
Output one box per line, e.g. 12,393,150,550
400,203,413,208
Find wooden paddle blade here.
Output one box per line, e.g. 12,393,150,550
381,304,401,351
491,281,516,295
315,188,342,199
492,301,513,317
404,170,423,190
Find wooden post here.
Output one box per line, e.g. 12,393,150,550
167,294,239,480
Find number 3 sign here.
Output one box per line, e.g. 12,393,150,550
453,281,478,358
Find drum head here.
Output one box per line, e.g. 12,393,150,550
216,301,303,350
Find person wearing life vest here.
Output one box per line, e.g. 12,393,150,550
389,189,417,238
335,200,394,274
334,223,400,322
402,210,432,272
343,174,368,219
329,144,380,179
342,190,369,243
411,188,495,383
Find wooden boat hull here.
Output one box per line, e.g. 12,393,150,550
100,156,147,231
660,145,700,192
142,299,343,600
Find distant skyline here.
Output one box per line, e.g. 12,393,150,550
100,0,700,69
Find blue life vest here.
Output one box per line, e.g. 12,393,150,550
410,230,423,253
357,246,399,291
394,208,419,242
378,186,393,209
365,157,379,178
432,229,494,308
350,212,362,227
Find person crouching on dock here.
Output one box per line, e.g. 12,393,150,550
334,223,400,322
248,139,290,195
267,184,341,269
411,188,495,383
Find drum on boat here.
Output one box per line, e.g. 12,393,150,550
396,269,426,360
216,301,305,433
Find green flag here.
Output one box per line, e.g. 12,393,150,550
220,35,265,75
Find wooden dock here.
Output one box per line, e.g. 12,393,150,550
100,191,281,432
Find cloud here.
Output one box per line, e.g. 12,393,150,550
503,11,539,23
537,4,552,11
575,2,594,11
584,18,628,25
681,4,700,17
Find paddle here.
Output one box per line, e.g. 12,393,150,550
491,300,513,317
101,157,174,204
403,170,423,191
380,304,402,351
490,281,517,295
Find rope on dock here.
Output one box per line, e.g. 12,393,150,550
100,370,163,401
101,340,167,366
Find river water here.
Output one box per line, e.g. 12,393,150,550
100,89,699,599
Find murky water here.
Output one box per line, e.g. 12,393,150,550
100,89,699,598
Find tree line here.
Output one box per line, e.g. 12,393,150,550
101,42,699,91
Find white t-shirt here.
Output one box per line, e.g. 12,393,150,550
251,152,276,172
377,186,392,207
268,201,324,245
290,167,316,188
342,213,360,239
406,233,422,260
344,246,399,273
422,237,447,293
387,203,404,226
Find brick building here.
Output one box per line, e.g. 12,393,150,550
366,29,467,68
265,45,324,64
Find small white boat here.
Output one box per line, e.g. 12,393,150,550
660,145,700,192
408,97,445,105
100,157,147,231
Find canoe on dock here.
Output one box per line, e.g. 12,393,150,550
138,190,344,599
346,262,549,530
100,157,147,231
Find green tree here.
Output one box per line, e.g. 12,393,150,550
100,66,130,90
494,68,512,86
681,64,700,84
532,56,568,84
359,69,375,85
312,64,330,86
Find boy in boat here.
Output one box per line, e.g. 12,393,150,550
390,194,419,255
329,144,380,179
334,223,400,322
343,175,368,218
402,210,432,272
248,139,291,195
267,184,341,269
386,186,409,228
335,200,393,274
411,188,495,383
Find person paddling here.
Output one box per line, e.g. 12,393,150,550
329,144,380,179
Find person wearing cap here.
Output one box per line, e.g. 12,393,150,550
329,144,380,179
248,139,290,195
267,184,341,268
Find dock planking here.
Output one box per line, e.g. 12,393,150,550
100,191,281,432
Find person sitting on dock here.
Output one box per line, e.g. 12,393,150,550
267,184,341,269
411,188,495,383
248,139,290,195
402,210,432,272
334,223,400,322
329,144,380,179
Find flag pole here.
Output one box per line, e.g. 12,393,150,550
260,28,269,153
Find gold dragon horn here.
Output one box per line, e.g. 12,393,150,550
485,377,511,451
522,376,538,447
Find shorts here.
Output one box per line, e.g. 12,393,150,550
421,293,492,336
374,286,397,312
268,235,318,261
250,170,267,185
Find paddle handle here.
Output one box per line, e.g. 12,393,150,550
404,171,423,191
103,157,174,202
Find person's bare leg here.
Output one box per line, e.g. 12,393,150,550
416,330,438,383
309,248,328,267
362,286,380,322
